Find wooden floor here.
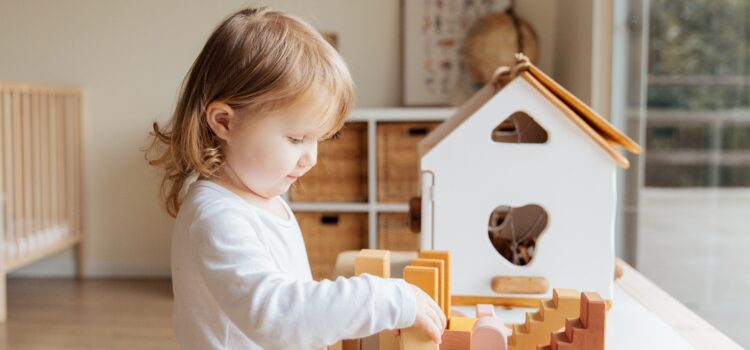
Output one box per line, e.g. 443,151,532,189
0,278,178,350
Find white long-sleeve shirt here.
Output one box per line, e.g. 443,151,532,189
171,180,417,349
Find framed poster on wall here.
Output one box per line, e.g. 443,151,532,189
401,0,509,106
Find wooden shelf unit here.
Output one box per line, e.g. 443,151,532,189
287,107,454,279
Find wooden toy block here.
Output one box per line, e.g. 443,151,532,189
331,339,358,350
537,292,606,350
448,317,477,332
362,334,379,350
508,289,580,350
355,249,391,278
403,265,439,301
475,304,495,318
401,328,439,350
379,331,400,350
402,265,440,350
355,249,396,350
440,330,471,350
419,250,451,318
411,258,446,315
471,315,511,350
491,276,549,295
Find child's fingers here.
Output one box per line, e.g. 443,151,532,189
433,301,446,330
414,311,441,344
425,305,444,341
427,298,446,331
429,304,443,331
427,320,443,344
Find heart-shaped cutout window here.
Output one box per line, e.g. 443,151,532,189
488,204,548,266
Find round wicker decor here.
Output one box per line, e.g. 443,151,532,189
463,11,538,84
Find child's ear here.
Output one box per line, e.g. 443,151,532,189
206,101,235,142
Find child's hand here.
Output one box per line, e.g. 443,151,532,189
408,284,446,343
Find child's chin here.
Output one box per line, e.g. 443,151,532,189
274,185,292,197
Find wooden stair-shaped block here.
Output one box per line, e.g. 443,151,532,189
537,292,606,350
508,289,580,350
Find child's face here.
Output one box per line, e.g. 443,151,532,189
223,91,335,199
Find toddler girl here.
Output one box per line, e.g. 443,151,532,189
146,7,445,350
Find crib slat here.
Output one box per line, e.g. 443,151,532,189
74,94,82,238
40,92,50,233
57,94,66,233
65,94,74,238
48,94,60,226
73,92,85,277
31,89,44,239
0,86,7,261
1,87,13,256
12,90,23,255
22,92,33,249
0,85,5,321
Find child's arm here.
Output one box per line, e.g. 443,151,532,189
189,206,417,349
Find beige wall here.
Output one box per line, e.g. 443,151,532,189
0,0,600,277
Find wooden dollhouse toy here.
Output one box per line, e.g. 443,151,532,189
416,54,643,304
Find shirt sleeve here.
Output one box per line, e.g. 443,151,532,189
189,206,417,350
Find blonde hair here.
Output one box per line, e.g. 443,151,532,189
145,7,355,217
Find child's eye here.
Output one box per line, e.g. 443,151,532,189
288,136,304,144
319,131,341,142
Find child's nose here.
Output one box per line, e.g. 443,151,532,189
298,143,317,168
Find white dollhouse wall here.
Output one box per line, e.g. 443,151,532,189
420,76,616,300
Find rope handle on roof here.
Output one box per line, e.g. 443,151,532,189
491,53,532,90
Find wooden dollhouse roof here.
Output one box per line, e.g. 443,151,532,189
418,55,643,168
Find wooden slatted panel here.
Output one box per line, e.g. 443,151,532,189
0,83,83,268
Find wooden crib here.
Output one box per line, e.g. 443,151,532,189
0,83,85,322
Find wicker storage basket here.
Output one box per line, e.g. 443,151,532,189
297,212,368,280
377,122,440,203
289,122,368,202
377,213,420,251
